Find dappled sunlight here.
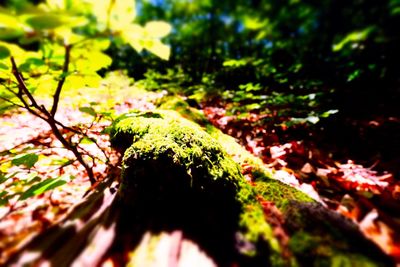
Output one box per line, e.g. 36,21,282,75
0,0,399,265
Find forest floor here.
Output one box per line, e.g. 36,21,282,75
0,80,399,265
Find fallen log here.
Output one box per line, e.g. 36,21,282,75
6,110,393,266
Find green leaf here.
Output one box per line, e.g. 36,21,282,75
320,109,339,118
333,27,375,52
80,136,95,144
0,191,12,206
79,106,97,116
19,175,71,200
245,103,261,110
72,51,112,71
144,39,170,60
0,171,16,184
0,13,25,40
11,153,39,168
109,0,136,30
23,14,87,30
0,62,8,70
223,59,247,67
347,69,361,81
0,45,10,59
144,21,172,38
24,14,64,30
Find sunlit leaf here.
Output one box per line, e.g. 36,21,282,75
25,173,41,184
0,45,10,59
243,16,267,30
0,171,18,184
24,14,64,29
0,191,12,206
35,74,58,94
0,13,25,40
19,175,71,200
83,74,102,88
347,69,361,81
109,0,136,30
72,50,112,71
0,62,8,70
245,103,261,110
11,153,39,168
320,109,339,118
144,39,170,60
122,24,145,52
333,27,375,51
223,59,248,67
144,21,172,38
19,57,46,73
23,13,87,30
45,0,66,10
54,27,85,44
80,136,95,144
79,106,96,116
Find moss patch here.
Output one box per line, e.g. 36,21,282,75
110,110,283,265
253,174,314,211
110,108,393,267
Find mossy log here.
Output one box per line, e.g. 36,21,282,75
6,109,393,266
110,109,393,267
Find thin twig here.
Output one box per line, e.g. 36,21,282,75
51,44,71,117
10,57,44,112
9,53,96,185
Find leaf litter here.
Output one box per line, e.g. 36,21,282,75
0,89,399,265
203,103,400,264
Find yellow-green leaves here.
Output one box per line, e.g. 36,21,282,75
145,40,171,60
19,174,72,200
144,21,172,38
0,13,25,40
109,0,137,30
0,45,10,59
84,0,136,31
11,153,39,168
72,50,112,72
333,27,375,52
22,13,88,30
122,21,172,60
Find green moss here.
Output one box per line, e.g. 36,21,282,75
110,108,391,267
158,95,275,175
253,174,314,211
289,231,382,267
112,110,241,184
158,95,209,125
110,110,284,265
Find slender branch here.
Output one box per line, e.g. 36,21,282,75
51,44,71,117
3,82,30,108
40,107,96,183
10,57,44,112
54,121,83,135
9,53,97,185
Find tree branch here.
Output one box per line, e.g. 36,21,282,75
10,57,44,112
9,53,97,185
51,44,71,117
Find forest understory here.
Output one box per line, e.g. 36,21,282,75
0,87,399,266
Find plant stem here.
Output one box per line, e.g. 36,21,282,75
10,54,97,185
51,44,71,117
